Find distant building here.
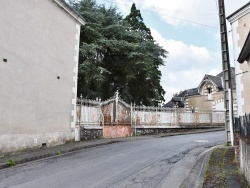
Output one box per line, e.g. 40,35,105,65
164,69,236,112
164,88,199,108
0,0,85,153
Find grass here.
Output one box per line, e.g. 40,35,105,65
7,159,15,167
222,142,232,146
55,151,61,155
203,147,249,188
203,148,227,188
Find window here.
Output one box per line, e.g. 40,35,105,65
207,88,212,94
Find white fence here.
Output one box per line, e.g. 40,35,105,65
132,106,224,128
76,95,225,129
76,97,102,128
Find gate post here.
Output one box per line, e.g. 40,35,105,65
115,90,119,124
130,103,133,136
75,94,82,141
134,103,137,136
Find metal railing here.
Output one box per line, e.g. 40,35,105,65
76,94,225,128
235,114,250,137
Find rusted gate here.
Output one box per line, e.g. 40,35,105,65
76,92,225,139
76,92,132,138
102,91,132,138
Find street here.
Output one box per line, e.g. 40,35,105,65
0,131,224,188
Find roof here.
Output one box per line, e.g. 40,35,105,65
216,68,236,90
197,68,236,92
197,74,223,93
185,88,199,96
177,88,200,97
238,31,250,63
163,101,175,108
163,89,199,108
163,101,184,108
206,75,223,89
227,2,250,20
216,71,223,78
53,0,85,25
175,91,187,98
172,97,183,102
163,68,236,108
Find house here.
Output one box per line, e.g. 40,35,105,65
227,2,250,116
0,0,85,153
227,2,250,185
164,88,199,108
164,69,236,112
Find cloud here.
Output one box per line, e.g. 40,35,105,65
111,0,249,103
115,0,249,28
151,28,221,101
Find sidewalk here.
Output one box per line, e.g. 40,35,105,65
182,146,249,188
0,128,223,170
202,146,249,188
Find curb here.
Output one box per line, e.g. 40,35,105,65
0,140,122,170
156,128,224,138
0,128,224,170
181,145,219,188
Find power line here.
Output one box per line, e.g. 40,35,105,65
103,0,219,29
152,11,219,29
104,0,217,15
215,0,219,14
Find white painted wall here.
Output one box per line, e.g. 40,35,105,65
214,101,224,111
0,0,82,153
231,20,244,116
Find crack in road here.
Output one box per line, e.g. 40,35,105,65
107,143,220,188
108,147,198,188
0,132,224,188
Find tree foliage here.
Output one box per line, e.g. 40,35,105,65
70,0,167,106
124,3,153,41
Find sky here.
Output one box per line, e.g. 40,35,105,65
95,0,249,103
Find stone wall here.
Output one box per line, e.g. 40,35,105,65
80,127,102,140
239,137,250,185
134,127,211,136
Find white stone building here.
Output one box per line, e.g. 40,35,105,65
0,0,85,153
227,2,250,116
227,2,250,185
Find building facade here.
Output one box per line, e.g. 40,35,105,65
0,0,85,153
227,2,250,116
227,2,250,185
164,70,236,113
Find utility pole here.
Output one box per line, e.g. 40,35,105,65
218,0,234,144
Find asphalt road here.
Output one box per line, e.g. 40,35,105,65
0,131,225,188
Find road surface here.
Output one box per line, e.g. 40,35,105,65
0,131,224,188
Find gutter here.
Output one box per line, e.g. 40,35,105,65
51,0,85,25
